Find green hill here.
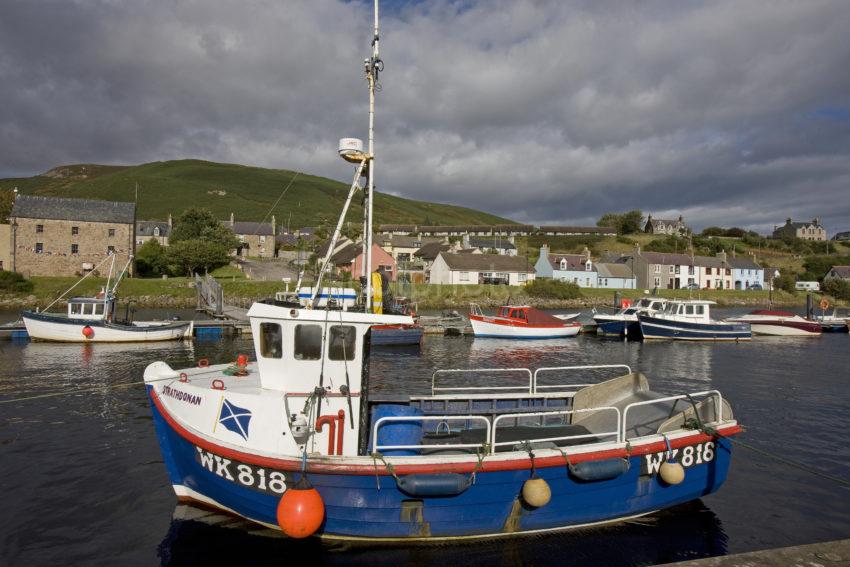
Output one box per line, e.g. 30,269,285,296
0,159,515,227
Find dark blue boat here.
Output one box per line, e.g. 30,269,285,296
639,300,751,341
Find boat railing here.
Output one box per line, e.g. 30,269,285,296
372,415,492,454
490,407,622,453
532,365,633,393
621,389,724,441
431,368,534,395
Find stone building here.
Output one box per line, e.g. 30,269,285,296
136,215,172,246
644,215,690,236
9,194,135,277
224,213,276,258
772,217,827,241
0,223,10,271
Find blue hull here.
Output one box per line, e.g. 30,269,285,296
596,319,641,338
149,387,733,540
371,327,424,346
639,315,751,341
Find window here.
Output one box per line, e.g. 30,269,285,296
93,304,102,316
696,305,705,315
36,224,43,233
260,323,282,358
71,226,79,235
153,227,160,236
459,271,469,282
71,244,79,254
294,324,323,360
653,277,661,287
654,264,661,273
0,261,3,270
560,259,567,270
586,261,592,272
328,325,356,361
669,265,675,274
685,305,694,315
689,266,694,275
70,303,81,315
707,267,713,275
518,273,527,282
108,228,116,237
35,243,43,253
107,246,115,254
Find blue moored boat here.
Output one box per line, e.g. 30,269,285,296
141,1,741,541
639,300,751,341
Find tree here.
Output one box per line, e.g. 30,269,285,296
135,240,169,277
597,210,643,235
169,208,240,250
167,240,232,276
0,188,14,221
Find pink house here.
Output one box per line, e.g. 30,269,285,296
333,243,397,282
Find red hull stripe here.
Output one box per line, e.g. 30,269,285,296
151,389,740,476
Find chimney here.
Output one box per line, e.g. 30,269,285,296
678,214,683,223
786,217,792,225
717,249,727,263
462,233,470,248
813,217,820,226
541,244,549,257
272,215,276,235
167,213,172,228
583,246,591,261
634,243,641,255
230,212,235,225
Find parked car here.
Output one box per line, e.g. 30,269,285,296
747,283,763,290
685,283,700,290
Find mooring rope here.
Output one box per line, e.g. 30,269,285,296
0,374,185,404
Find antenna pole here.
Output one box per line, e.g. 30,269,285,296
363,0,381,313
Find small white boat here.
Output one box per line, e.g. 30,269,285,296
814,306,850,333
593,297,668,338
469,304,581,339
22,255,193,343
726,310,822,337
553,312,581,321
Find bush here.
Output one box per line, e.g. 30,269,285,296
774,272,798,294
135,240,169,277
616,235,635,245
0,270,34,293
526,279,582,300
822,278,850,301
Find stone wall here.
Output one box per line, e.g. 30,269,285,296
0,224,10,271
11,217,134,277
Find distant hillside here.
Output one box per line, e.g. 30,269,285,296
0,160,515,228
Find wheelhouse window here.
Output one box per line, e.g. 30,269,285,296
70,303,81,315
294,324,323,360
328,325,356,361
260,322,282,358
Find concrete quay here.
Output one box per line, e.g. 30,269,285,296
670,538,850,566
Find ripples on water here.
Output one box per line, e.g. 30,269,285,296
1,308,849,565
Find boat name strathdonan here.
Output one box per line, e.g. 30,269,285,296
162,385,202,406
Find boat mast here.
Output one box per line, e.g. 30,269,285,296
363,0,381,312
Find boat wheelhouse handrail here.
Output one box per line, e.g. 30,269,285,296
431,368,534,395
372,415,492,453
490,406,622,452
621,389,724,441
532,365,633,393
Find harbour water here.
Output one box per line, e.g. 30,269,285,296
1,308,849,565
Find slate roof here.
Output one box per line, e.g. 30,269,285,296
538,226,616,234
230,221,275,236
468,237,516,250
11,194,135,224
438,253,533,272
596,263,634,279
728,257,761,270
831,231,850,241
414,242,451,260
136,221,170,237
827,266,850,279
331,243,362,264
545,253,594,271
376,234,439,248
638,251,695,266
379,224,416,233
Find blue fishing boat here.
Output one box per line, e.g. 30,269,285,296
593,297,668,339
142,1,741,541
639,300,751,341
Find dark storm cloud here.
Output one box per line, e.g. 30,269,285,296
1,0,848,232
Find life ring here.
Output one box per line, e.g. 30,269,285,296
820,298,829,310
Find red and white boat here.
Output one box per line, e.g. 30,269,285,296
726,310,822,337
469,304,582,339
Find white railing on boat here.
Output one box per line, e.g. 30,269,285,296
490,406,621,453
372,415,492,453
532,365,632,392
620,390,723,441
431,365,632,396
431,368,534,395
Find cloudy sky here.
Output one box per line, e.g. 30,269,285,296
1,0,849,233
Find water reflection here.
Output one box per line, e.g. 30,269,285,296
159,500,726,567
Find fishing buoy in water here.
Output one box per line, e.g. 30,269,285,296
276,477,325,538
522,477,552,507
82,326,94,339
659,461,685,485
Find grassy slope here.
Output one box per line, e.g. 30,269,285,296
1,160,514,227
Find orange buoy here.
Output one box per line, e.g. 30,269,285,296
236,354,249,367
82,326,94,339
276,477,325,538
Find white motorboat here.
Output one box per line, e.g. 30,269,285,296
726,310,822,337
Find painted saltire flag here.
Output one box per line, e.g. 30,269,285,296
219,399,252,440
